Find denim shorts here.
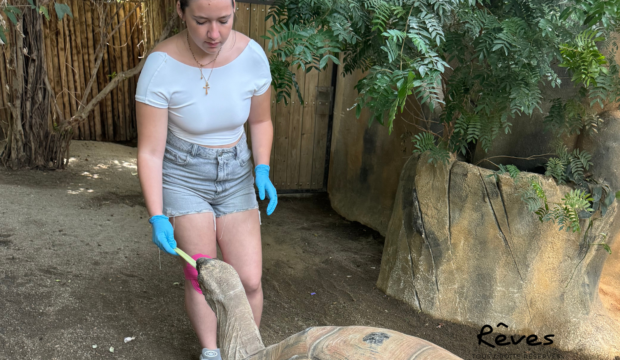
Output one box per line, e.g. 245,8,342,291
162,130,260,231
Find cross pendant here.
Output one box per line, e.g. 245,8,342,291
204,81,210,95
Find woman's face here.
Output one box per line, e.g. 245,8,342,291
178,0,235,55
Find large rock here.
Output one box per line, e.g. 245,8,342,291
577,109,620,322
377,152,620,359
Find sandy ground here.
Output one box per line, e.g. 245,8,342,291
0,140,615,360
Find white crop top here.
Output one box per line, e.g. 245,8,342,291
135,39,272,145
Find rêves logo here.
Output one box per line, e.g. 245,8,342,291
477,323,554,348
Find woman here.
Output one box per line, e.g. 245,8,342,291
134,0,277,359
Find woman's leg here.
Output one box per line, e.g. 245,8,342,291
216,208,263,327
170,212,218,349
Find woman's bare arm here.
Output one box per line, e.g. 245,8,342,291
136,101,169,217
247,87,273,167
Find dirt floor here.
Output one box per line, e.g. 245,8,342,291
0,140,615,360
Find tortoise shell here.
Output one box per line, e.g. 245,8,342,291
247,325,462,360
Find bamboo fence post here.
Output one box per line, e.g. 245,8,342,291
147,1,154,50
91,2,106,139
126,2,136,139
43,16,53,130
0,14,9,138
98,4,114,140
75,0,94,139
56,11,71,128
131,3,142,139
119,3,131,142
151,0,158,45
105,5,119,141
84,0,103,140
49,8,64,123
110,4,125,141
69,0,88,139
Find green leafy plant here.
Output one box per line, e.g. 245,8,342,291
488,143,617,245
264,0,620,158
488,163,520,182
264,0,620,251
0,1,72,44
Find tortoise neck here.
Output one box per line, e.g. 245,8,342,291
212,286,265,360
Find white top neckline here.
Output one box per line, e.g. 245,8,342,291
151,39,254,71
135,38,272,146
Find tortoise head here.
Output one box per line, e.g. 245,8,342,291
195,257,245,305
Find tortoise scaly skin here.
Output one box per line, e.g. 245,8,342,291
196,257,463,360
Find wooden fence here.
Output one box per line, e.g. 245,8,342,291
0,0,151,142
0,0,335,191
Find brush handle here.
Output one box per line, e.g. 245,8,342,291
174,247,196,268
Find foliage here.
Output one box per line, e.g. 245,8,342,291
265,0,620,251
0,1,72,44
487,143,617,253
411,131,450,164
263,0,620,162
488,163,520,182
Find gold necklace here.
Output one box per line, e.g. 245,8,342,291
187,31,222,95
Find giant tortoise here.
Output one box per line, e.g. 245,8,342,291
191,255,463,360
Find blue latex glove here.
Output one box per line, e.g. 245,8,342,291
254,164,278,215
148,215,178,256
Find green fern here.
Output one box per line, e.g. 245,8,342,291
412,132,450,165
559,29,608,87
545,158,566,184
488,163,521,182
520,176,546,214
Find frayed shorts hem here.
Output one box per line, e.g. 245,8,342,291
163,207,262,232
163,208,213,218
215,205,260,218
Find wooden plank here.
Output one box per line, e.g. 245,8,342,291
298,67,319,189
273,82,291,188
235,2,251,37
246,4,265,152
269,92,276,173
84,0,103,141
286,65,305,189
236,4,251,147
259,4,268,48
311,61,333,188
249,3,265,46
264,12,276,178
232,2,239,32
